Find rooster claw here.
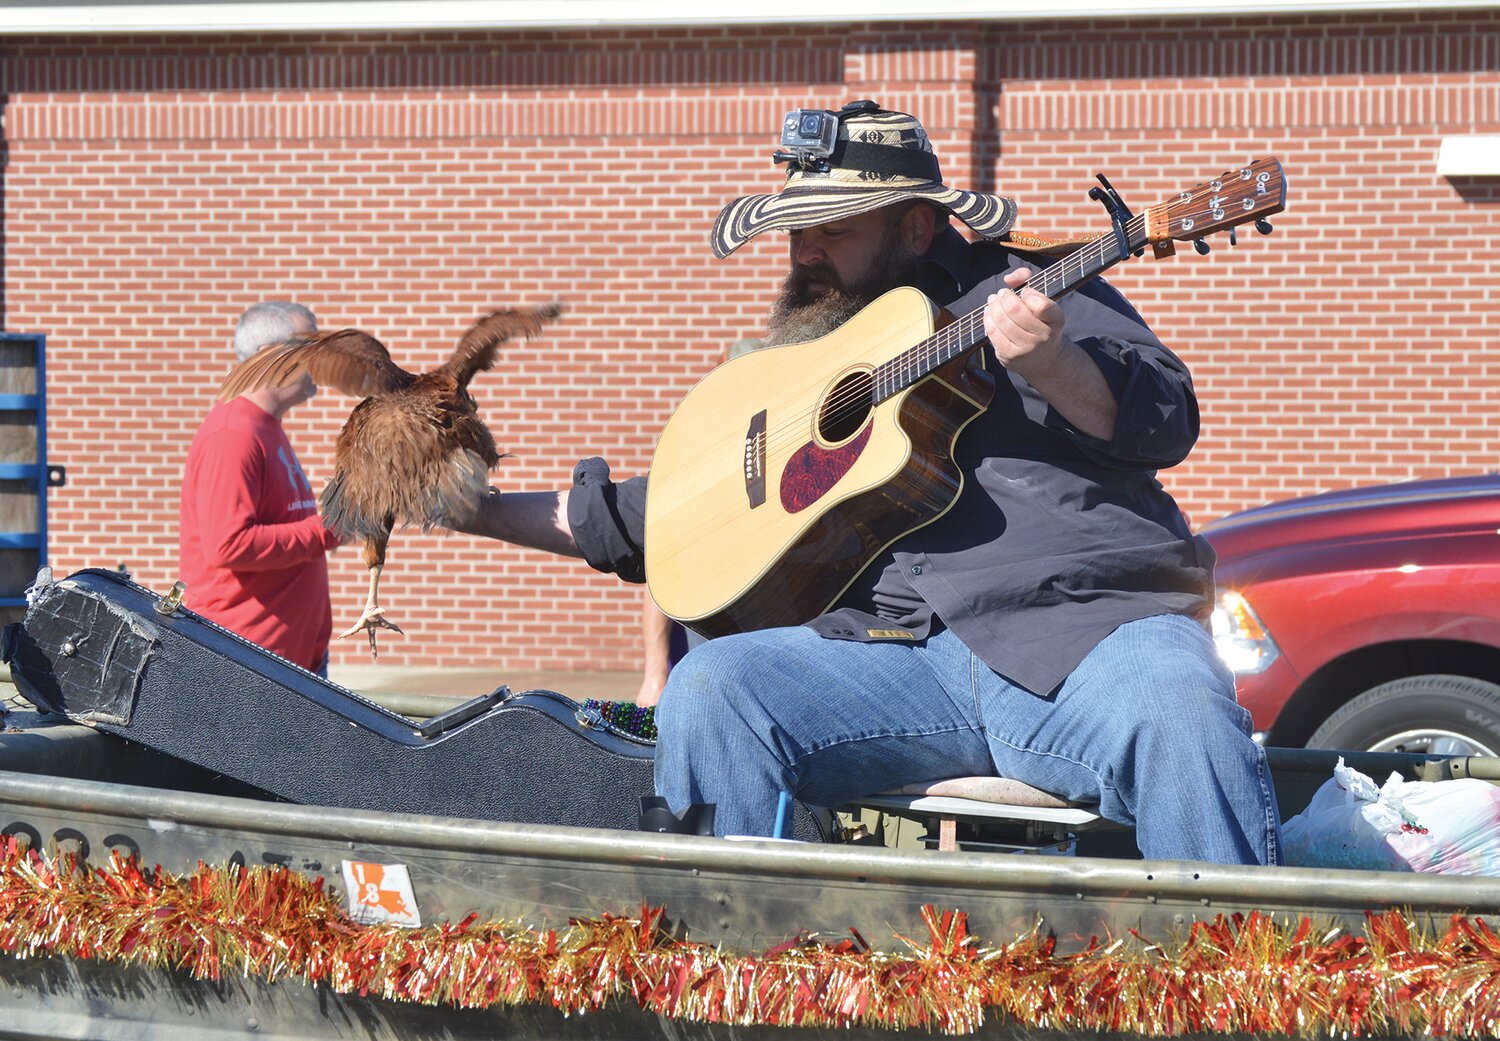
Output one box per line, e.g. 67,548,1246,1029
338,610,405,659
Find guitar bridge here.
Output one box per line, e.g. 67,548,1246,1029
744,410,766,508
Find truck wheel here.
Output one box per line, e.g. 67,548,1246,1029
1308,674,1500,756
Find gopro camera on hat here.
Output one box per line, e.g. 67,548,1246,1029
775,109,838,168
772,100,884,170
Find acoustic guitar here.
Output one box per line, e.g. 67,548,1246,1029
645,158,1287,637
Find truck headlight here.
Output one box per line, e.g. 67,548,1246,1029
1210,589,1281,674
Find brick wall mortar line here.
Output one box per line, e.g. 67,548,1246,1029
997,81,1495,131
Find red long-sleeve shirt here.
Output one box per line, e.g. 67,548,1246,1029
178,397,339,671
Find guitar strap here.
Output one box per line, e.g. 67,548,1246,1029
999,228,1094,258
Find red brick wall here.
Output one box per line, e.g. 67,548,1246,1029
2,12,1497,670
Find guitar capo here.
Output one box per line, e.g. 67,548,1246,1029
1087,174,1140,263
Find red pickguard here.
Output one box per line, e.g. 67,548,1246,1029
779,424,872,513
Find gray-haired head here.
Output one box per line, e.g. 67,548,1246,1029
233,301,317,363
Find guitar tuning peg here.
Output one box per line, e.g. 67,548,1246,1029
1255,218,1274,235
1193,239,1211,256
1229,227,1238,246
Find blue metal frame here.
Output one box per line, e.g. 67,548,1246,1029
0,333,48,607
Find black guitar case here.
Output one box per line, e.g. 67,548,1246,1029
2,568,832,841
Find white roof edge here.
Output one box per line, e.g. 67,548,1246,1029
1438,135,1500,177
3,0,1497,33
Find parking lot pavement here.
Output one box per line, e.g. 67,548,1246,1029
0,670,645,716
327,665,643,704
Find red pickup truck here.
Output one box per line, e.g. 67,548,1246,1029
1201,473,1500,756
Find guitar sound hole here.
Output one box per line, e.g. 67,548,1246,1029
818,371,874,444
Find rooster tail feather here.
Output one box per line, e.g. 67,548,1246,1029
317,472,355,540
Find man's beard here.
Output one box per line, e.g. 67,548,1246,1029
762,225,923,348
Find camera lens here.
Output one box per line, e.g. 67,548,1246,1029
798,112,825,137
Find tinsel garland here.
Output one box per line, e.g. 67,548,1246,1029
3,842,1500,1036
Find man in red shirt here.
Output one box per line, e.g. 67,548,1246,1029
178,301,342,675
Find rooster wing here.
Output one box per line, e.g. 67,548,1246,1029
439,304,564,388
218,329,416,401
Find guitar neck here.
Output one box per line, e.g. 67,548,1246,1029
874,212,1148,402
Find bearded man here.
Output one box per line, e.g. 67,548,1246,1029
458,102,1281,866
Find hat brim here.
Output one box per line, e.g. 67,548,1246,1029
710,181,1017,259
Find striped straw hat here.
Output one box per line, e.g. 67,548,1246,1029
710,101,1018,259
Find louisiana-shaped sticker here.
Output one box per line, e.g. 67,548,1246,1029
341,860,422,928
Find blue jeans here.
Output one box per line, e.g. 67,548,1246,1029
653,615,1281,865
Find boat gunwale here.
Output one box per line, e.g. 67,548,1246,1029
3,766,1496,917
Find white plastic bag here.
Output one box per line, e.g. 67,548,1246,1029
1281,757,1500,875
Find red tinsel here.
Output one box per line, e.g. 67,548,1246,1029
2,840,1499,1035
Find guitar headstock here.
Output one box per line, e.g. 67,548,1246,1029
1145,157,1286,251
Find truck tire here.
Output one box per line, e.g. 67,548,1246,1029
1308,674,1500,756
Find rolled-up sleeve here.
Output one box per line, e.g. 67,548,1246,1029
1046,278,1200,470
566,457,649,583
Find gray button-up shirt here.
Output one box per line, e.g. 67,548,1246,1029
568,226,1214,695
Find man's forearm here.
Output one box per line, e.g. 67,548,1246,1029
1016,336,1119,442
457,488,581,558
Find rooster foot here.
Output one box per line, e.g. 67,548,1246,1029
338,609,406,659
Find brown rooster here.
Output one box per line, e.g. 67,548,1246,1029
217,305,562,656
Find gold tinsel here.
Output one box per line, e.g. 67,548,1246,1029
2,842,1500,1035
